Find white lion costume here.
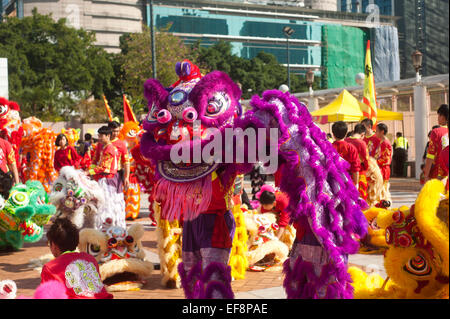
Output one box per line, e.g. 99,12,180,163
244,211,290,271
49,166,106,229
78,222,154,292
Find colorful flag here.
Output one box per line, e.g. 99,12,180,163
123,94,138,123
361,40,377,126
103,95,113,121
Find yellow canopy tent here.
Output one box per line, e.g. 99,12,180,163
311,89,364,124
357,99,403,121
374,109,403,121
311,90,404,123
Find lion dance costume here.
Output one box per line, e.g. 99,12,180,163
350,179,448,299
0,180,56,250
118,121,142,220
20,117,57,192
0,97,23,166
140,60,367,299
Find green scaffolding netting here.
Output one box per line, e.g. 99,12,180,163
322,25,369,89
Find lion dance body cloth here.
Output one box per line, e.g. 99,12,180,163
140,60,367,299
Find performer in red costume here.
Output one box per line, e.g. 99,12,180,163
53,133,81,172
255,185,290,239
361,118,380,158
108,121,131,190
423,104,449,182
346,123,369,201
332,121,361,186
89,126,125,229
41,218,113,299
374,123,392,182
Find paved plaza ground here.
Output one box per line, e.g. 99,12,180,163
0,177,422,299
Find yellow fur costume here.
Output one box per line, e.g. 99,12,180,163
359,206,392,253
350,179,449,299
229,203,249,280
154,202,182,288
366,156,389,207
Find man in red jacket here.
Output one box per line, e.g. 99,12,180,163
332,121,360,186
41,218,113,299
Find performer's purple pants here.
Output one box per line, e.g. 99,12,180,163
178,210,236,299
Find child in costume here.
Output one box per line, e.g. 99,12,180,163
254,185,293,243
41,218,113,299
244,185,293,271
374,123,392,202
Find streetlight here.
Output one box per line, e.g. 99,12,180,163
306,69,317,111
278,84,289,93
411,50,423,83
306,69,314,96
411,49,427,179
283,26,294,90
355,72,365,86
147,0,157,79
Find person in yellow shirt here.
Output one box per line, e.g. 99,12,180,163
392,132,409,177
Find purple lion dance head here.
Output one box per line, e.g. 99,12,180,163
140,60,368,299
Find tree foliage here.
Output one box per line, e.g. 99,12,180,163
110,24,198,117
1,11,321,122
0,9,114,120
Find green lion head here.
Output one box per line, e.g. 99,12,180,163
0,180,56,251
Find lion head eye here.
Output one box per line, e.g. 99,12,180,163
53,183,63,192
11,191,29,206
147,104,160,123
205,92,230,118
0,104,9,117
404,254,432,276
168,90,188,106
87,244,101,257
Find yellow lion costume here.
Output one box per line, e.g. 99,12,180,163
119,121,142,220
350,179,449,299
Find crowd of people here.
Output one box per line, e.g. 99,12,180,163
0,93,448,299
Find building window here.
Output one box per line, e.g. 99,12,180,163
396,95,411,112
378,97,392,110
429,91,446,111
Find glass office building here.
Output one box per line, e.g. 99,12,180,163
339,0,394,16
152,5,322,72
148,1,400,88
